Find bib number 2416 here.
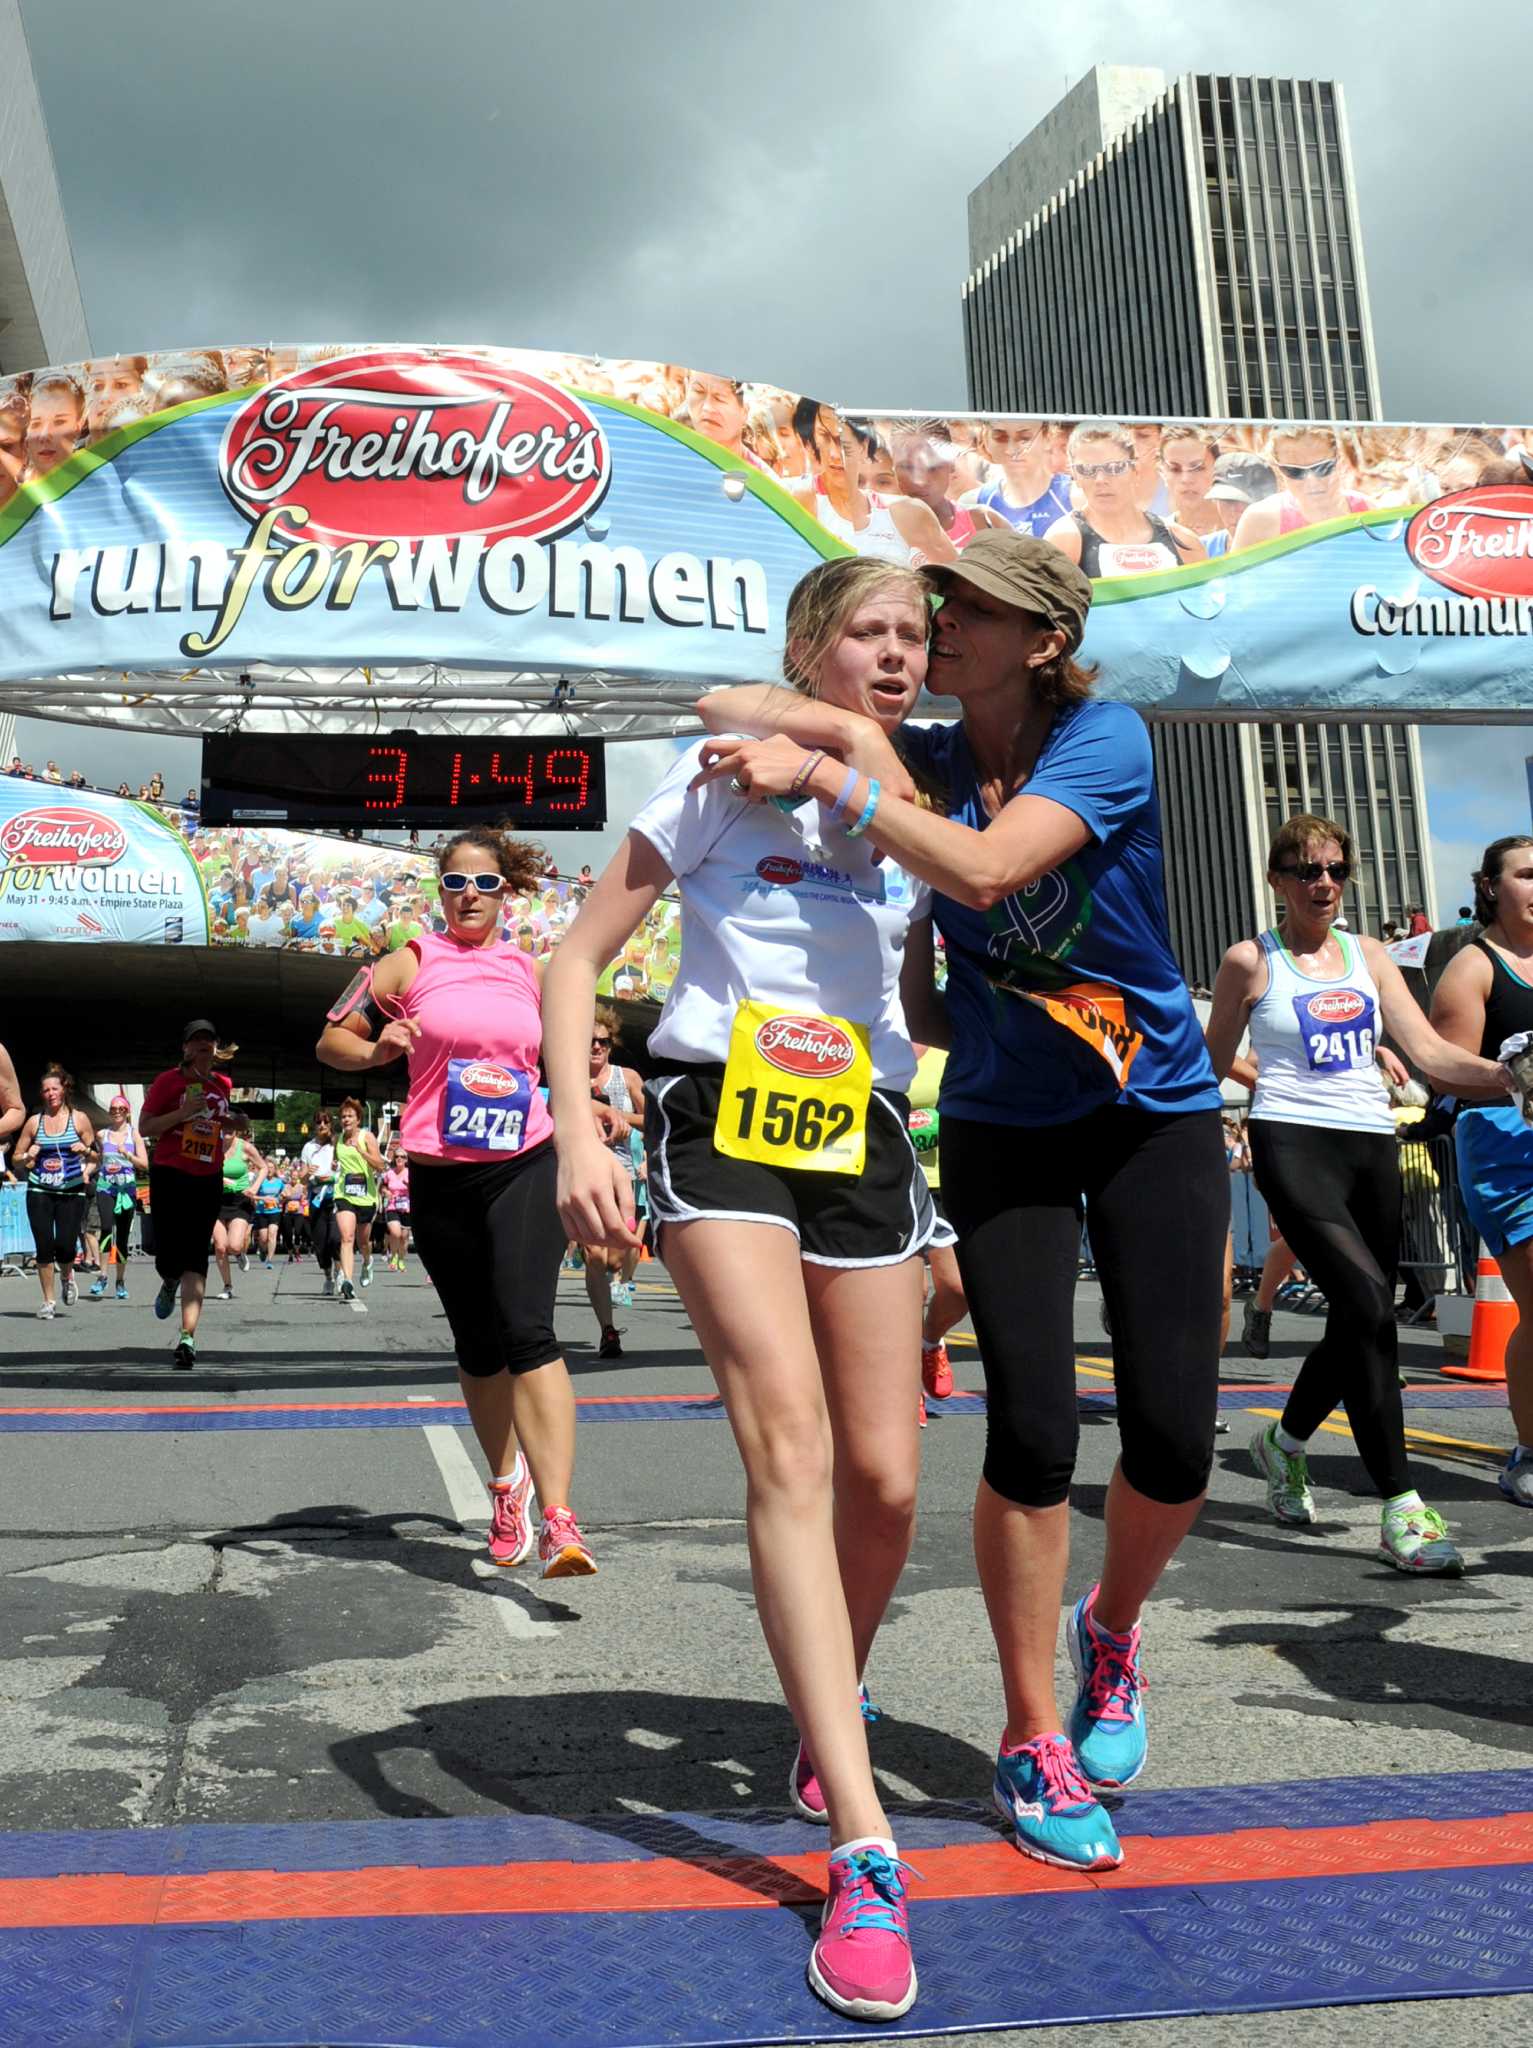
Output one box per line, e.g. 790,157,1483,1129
714,1003,872,1175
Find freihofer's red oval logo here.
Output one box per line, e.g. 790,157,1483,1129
461,1062,519,1099
756,856,804,886
219,349,610,548
1305,989,1367,1026
755,1015,857,1078
0,807,128,867
1406,484,1533,602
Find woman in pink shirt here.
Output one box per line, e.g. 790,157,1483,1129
318,826,607,1578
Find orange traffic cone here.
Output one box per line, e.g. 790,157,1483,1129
1442,1242,1514,1382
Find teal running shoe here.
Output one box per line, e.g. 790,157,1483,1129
992,1731,1122,1871
153,1280,176,1320
1067,1586,1147,1788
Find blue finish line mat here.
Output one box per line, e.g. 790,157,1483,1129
3,1769,1533,2045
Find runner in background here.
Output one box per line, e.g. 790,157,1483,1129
381,1144,411,1273
548,556,938,2024
1206,815,1514,1570
213,1116,264,1301
579,1006,645,1351
279,1172,305,1259
318,827,607,1579
15,1065,95,1320
300,1113,340,1297
139,1021,232,1369
334,1098,385,1311
1430,834,1533,1507
89,1094,147,1301
253,1161,286,1268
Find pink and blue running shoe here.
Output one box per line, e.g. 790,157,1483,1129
789,1685,881,1825
1066,1584,1147,1788
807,1843,919,2020
992,1731,1122,1871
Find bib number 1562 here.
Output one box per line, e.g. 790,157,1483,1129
730,1086,855,1154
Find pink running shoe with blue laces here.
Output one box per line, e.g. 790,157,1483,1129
789,1685,880,1824
807,1841,919,2020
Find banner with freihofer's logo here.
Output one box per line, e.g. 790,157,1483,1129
0,785,209,944
3,341,1533,710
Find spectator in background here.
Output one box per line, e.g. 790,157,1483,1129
7,757,25,777
1206,453,1279,551
793,401,956,566
1047,421,1206,577
42,761,62,785
1408,906,1432,937
891,427,1007,556
83,356,149,442
24,371,85,480
247,893,285,946
291,890,323,942
974,418,1073,536
66,769,86,790
115,780,132,797
1458,905,1478,928
0,379,28,506
1233,427,1373,550
682,370,772,470
332,894,374,952
1159,429,1225,551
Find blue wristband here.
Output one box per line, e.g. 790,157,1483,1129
826,764,860,823
843,779,881,839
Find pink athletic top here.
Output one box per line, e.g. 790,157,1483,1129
1277,490,1369,534
395,932,554,1166
382,1165,410,1208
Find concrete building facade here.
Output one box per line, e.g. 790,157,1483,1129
962,65,1435,982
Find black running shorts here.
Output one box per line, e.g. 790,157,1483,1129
644,1064,935,1268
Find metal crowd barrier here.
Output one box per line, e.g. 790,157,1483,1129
1397,1129,1471,1314
0,1181,30,1275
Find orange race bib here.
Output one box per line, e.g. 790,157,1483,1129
715,1002,873,1175
1012,981,1144,1090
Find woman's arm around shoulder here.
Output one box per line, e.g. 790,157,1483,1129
1205,938,1267,1080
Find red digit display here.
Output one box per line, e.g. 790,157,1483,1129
365,745,409,809
201,735,605,829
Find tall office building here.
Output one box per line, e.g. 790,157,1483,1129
962,67,1436,985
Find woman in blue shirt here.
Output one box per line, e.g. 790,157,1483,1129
697,530,1227,1876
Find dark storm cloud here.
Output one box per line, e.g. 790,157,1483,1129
25,0,1533,419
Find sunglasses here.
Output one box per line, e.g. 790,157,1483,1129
1278,860,1351,884
1074,458,1133,480
439,871,506,894
591,1036,612,1049
1276,456,1340,481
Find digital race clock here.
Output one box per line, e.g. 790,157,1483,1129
200,734,607,830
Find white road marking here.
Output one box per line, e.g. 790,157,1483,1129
422,1425,559,1640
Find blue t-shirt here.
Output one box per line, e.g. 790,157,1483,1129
978,475,1073,537
898,703,1220,1127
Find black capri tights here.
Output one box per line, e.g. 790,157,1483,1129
96,1189,136,1264
1248,1121,1408,1500
27,1188,86,1268
408,1144,566,1377
942,1105,1228,1509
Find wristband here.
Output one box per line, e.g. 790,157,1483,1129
826,764,860,824
843,779,881,839
789,749,827,797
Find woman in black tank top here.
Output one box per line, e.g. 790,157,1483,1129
1432,835,1533,1506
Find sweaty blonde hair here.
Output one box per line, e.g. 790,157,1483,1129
782,556,928,696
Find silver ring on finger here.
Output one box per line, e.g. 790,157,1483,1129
729,777,747,795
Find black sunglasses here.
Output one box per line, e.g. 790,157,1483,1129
1278,860,1350,884
1276,456,1340,481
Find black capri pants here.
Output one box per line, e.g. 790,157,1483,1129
27,1187,87,1267
1248,1120,1408,1500
942,1105,1228,1509
148,1164,222,1286
408,1143,565,1377
308,1197,340,1273
95,1187,137,1264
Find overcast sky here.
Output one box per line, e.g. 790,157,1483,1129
14,0,1533,904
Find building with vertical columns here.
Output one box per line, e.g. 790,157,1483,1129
962,66,1435,985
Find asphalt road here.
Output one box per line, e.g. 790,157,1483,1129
0,1248,1529,2047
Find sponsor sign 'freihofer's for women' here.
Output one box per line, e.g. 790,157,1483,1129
2,340,1533,715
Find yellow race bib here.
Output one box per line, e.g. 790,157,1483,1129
715,1002,873,1175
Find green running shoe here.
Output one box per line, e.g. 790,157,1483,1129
1380,1502,1463,1575
1250,1422,1316,1526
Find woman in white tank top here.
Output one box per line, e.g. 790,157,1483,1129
1206,812,1509,1576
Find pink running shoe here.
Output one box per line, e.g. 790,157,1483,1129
486,1467,535,1568
539,1504,597,1578
808,1843,919,2021
789,1743,828,1823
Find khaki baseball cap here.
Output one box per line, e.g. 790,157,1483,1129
924,531,1093,650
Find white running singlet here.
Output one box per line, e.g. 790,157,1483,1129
1247,927,1394,1134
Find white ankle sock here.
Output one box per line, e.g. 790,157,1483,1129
829,1834,897,1863
1273,1423,1307,1456
491,1452,527,1489
1383,1488,1424,1516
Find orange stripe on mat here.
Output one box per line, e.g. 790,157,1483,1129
6,1813,1533,1930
